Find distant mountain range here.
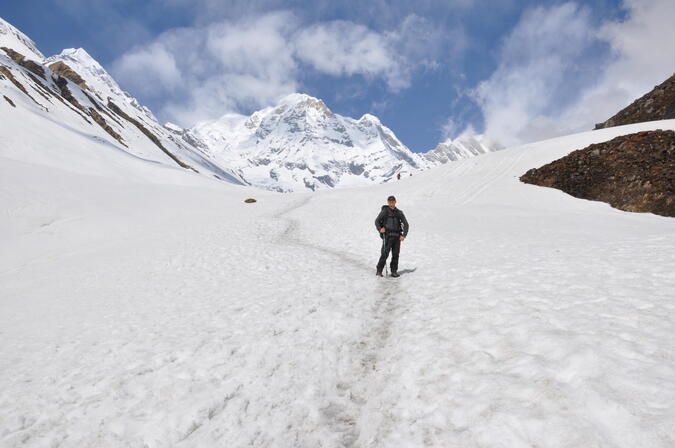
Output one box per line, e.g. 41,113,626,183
0,16,500,192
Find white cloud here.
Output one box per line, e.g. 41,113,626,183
294,21,394,81
470,2,596,146
111,10,449,126
294,15,449,91
112,43,183,96
112,11,300,125
564,0,675,130
466,0,675,147
440,117,460,140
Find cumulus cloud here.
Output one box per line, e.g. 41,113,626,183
112,11,300,125
470,2,597,146
111,11,447,126
466,0,675,146
295,21,394,82
565,0,675,130
295,15,446,91
112,43,183,96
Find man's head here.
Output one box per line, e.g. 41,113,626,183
387,195,396,209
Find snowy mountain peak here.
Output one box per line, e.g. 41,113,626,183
57,47,99,66
191,94,427,191
279,92,322,105
423,134,502,164
0,16,44,61
47,48,122,96
273,93,334,120
46,47,160,122
358,113,381,125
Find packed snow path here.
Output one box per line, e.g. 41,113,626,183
1,121,675,447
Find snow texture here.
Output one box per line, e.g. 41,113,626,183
2,115,674,447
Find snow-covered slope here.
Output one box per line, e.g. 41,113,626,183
2,118,674,446
0,18,245,184
0,17,44,61
191,93,430,192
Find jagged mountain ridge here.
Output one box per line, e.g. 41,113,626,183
190,94,502,191
190,94,436,192
1,16,500,192
423,134,503,164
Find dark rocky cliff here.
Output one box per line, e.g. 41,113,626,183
595,74,675,129
521,130,674,217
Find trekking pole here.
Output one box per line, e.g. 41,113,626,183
384,234,389,277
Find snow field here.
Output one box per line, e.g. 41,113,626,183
1,120,674,447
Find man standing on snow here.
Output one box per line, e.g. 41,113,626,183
375,195,409,277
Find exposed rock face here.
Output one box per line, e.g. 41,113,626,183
1,47,44,78
48,60,88,89
0,64,41,107
521,130,675,217
88,107,125,146
107,100,197,172
595,74,675,129
3,94,15,107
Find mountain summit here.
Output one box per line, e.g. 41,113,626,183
190,93,435,191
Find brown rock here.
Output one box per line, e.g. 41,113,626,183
88,107,125,146
1,47,45,78
0,65,42,108
244,198,257,203
520,130,675,217
107,99,198,173
595,73,675,129
48,61,88,90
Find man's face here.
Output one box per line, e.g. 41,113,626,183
388,199,396,209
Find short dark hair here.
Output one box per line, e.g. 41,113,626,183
387,195,396,201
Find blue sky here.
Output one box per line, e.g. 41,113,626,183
3,0,674,151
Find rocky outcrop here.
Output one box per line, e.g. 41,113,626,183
107,100,197,172
88,107,125,146
1,47,44,78
3,95,15,107
48,61,88,89
52,75,91,122
595,74,675,129
521,130,674,217
0,65,42,108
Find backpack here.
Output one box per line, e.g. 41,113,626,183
381,205,402,233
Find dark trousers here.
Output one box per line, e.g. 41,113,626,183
377,234,401,272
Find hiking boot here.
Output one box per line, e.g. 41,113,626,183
376,270,383,277
390,271,400,278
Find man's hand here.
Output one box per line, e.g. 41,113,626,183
380,227,386,233
400,236,406,242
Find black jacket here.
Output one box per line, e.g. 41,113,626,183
375,205,409,237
